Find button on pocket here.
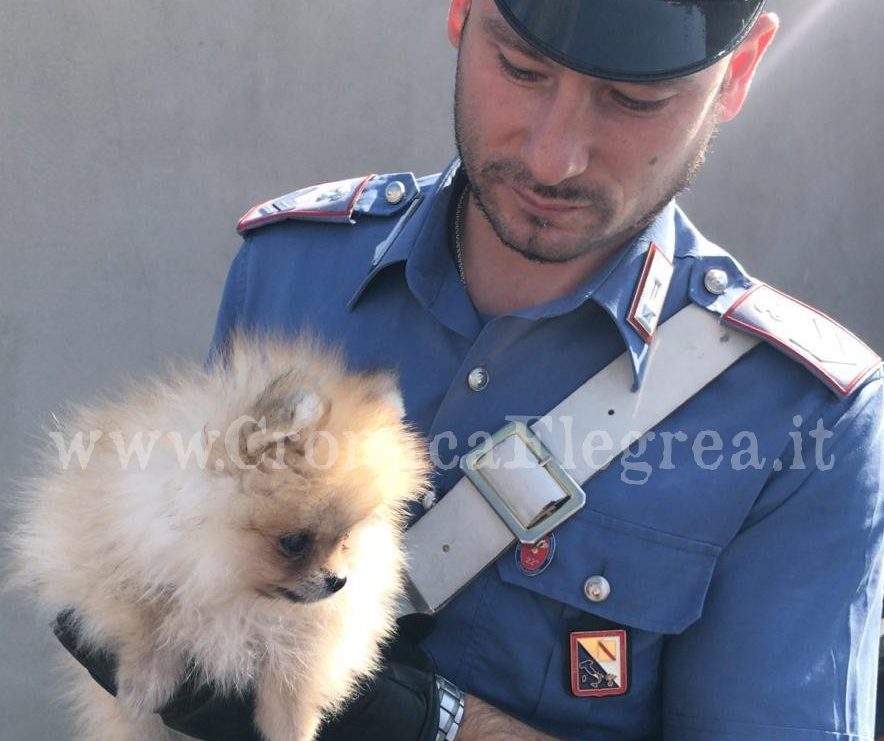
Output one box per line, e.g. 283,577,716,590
497,507,721,634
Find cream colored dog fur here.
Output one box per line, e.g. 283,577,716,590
8,334,429,741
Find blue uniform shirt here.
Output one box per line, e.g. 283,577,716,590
212,159,884,740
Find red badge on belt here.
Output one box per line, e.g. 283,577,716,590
569,630,628,697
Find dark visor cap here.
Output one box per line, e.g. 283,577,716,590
493,0,766,82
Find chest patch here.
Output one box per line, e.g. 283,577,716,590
515,533,556,576
723,283,881,397
569,630,629,697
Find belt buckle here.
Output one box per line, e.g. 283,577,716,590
459,421,586,544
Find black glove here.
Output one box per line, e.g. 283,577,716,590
318,613,440,741
53,609,261,741
52,610,441,741
52,609,119,697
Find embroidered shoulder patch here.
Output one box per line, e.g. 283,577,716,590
237,175,373,234
723,283,881,397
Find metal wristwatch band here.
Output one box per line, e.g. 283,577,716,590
435,675,465,741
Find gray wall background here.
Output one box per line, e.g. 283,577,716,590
1,0,881,737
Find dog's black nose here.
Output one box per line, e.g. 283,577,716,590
325,573,347,593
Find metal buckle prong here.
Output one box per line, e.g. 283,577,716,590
459,421,586,544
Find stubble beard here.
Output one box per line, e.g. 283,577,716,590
453,53,720,265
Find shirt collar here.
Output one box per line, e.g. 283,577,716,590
349,157,461,307
588,201,678,388
349,158,482,339
350,158,681,387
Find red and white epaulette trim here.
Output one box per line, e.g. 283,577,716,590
722,283,881,397
237,175,374,234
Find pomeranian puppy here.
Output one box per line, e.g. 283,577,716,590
7,333,429,741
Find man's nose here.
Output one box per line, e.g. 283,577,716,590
521,81,594,187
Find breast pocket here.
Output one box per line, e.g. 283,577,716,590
496,507,722,634
475,508,721,737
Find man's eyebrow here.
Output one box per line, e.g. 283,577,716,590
480,16,548,62
622,76,693,91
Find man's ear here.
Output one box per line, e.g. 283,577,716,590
448,0,472,47
718,12,780,122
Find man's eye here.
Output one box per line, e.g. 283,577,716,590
498,54,542,83
611,89,668,113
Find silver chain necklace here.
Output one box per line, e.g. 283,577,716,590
453,184,469,286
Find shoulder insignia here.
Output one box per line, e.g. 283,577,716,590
627,242,674,343
722,283,881,397
237,175,373,234
236,172,420,235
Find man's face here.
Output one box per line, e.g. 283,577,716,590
453,0,731,264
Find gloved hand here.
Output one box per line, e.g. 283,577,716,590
318,613,440,741
53,609,260,741
52,610,441,741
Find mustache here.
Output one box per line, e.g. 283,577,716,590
479,158,613,208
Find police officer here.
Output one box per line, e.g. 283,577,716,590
58,1,884,739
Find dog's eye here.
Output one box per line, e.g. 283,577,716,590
278,532,312,559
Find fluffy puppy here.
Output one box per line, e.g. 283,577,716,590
7,333,430,741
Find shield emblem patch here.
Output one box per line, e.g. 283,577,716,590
569,629,628,697
515,533,556,576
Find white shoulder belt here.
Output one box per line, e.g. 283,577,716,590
401,304,760,615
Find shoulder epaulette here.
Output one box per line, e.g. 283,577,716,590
237,172,420,235
722,283,881,397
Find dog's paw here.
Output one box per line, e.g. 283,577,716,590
115,647,183,721
255,708,321,741
256,674,322,741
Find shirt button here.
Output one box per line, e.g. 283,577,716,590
384,180,407,205
584,575,611,603
703,268,729,295
467,366,490,392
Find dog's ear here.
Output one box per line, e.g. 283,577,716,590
237,416,268,463
244,390,328,461
285,389,327,434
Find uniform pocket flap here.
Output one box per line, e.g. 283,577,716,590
496,508,721,634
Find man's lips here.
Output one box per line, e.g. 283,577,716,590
511,186,587,220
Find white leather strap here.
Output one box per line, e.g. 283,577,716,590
401,305,759,615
